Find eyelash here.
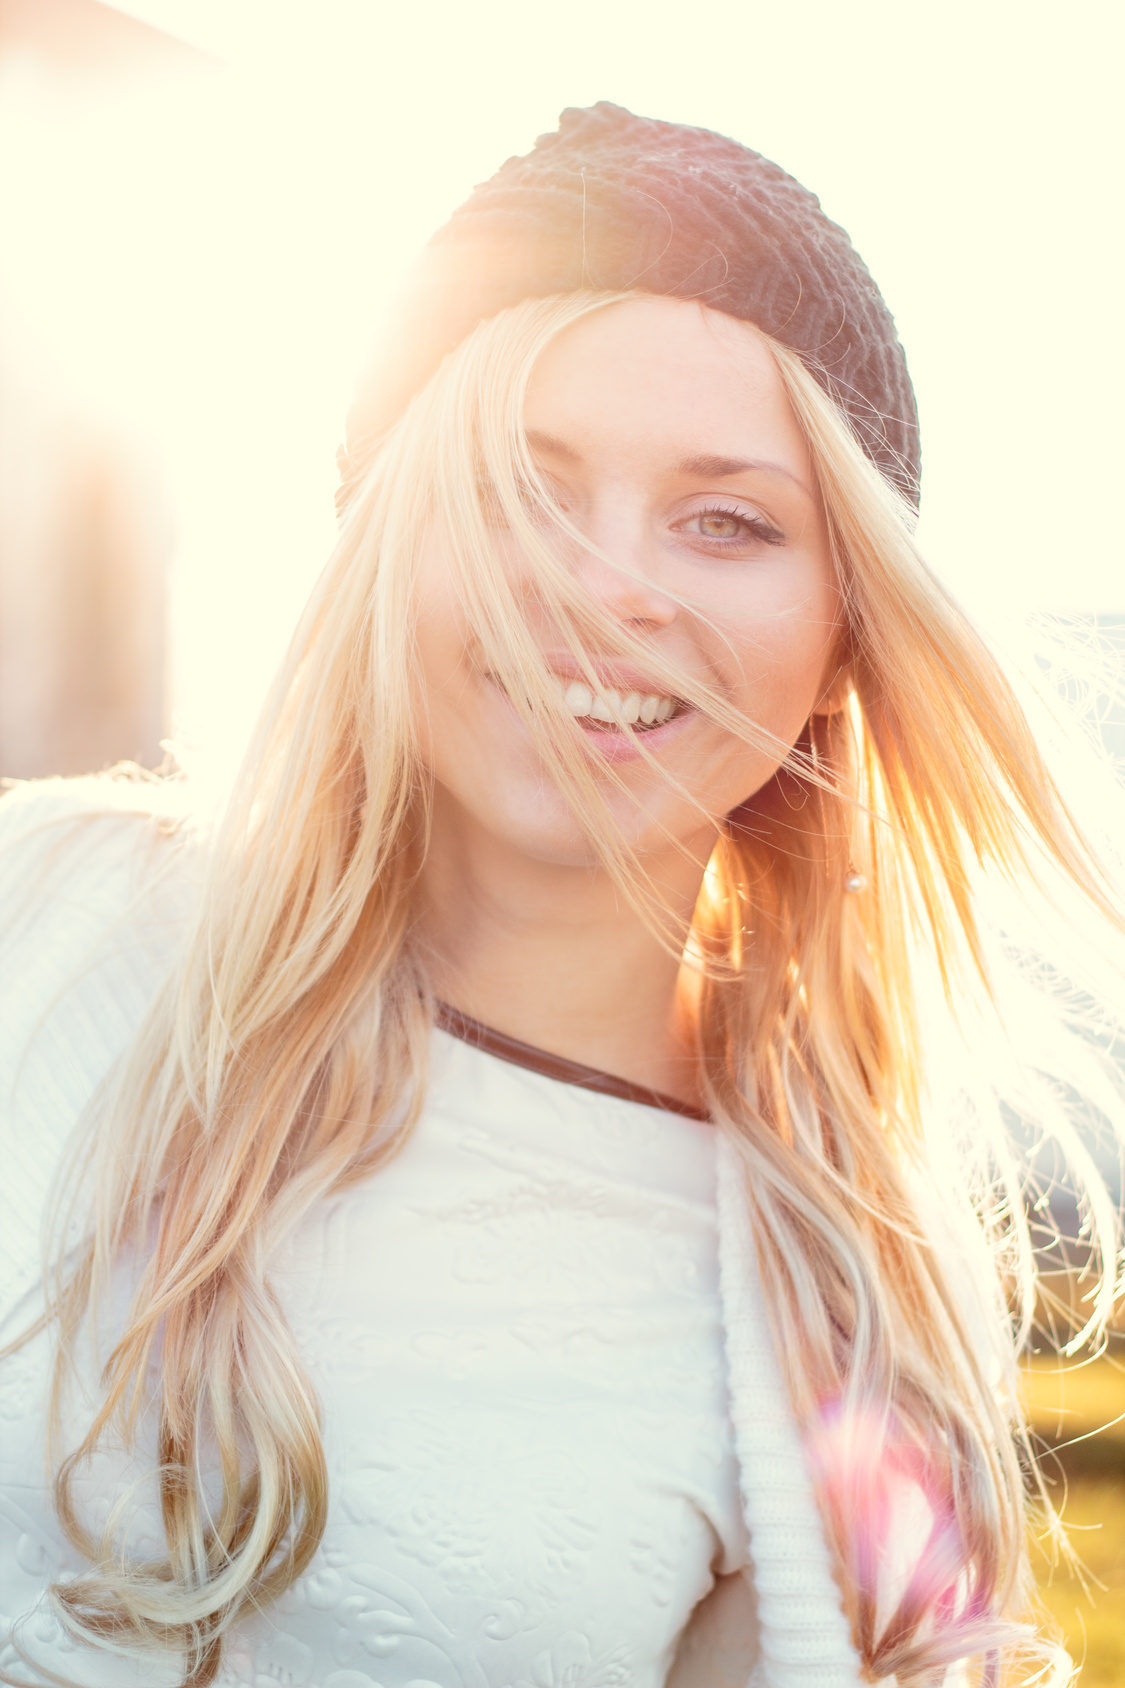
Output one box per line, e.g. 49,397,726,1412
682,502,785,548
485,484,785,548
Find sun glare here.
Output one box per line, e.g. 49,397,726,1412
2,0,1121,787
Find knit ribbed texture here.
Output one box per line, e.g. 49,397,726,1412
716,1132,863,1687
0,780,194,1323
342,101,919,510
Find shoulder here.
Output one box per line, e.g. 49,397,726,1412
0,771,185,898
0,772,200,974
0,775,202,1323
0,774,199,1043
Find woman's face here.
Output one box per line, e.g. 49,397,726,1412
413,296,842,868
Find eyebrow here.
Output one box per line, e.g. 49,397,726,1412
525,430,582,461
675,453,807,492
525,433,812,498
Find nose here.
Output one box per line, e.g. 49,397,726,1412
570,503,678,630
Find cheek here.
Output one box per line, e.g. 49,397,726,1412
713,577,840,732
409,544,479,765
409,565,589,853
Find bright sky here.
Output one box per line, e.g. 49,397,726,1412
3,0,1122,774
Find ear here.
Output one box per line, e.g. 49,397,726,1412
810,664,852,719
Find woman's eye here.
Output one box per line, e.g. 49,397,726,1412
699,513,743,539
683,506,783,546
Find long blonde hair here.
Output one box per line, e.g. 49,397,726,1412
13,291,1125,1686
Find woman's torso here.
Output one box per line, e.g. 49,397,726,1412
0,797,748,1687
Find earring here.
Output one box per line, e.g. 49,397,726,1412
844,867,866,893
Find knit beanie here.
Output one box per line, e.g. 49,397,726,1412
340,102,919,510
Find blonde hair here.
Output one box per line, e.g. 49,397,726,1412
11,291,1125,1686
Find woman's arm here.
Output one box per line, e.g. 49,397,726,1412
666,1568,761,1688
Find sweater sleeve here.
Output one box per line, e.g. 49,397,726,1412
0,778,194,1326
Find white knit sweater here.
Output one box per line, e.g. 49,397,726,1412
0,780,870,1688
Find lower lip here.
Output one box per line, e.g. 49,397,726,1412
570,711,694,763
486,677,693,764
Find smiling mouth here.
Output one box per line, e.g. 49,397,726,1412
485,669,688,735
554,676,682,730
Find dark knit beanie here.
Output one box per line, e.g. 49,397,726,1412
341,102,919,509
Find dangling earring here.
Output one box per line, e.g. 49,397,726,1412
844,866,866,893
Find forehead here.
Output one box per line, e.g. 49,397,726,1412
523,296,811,479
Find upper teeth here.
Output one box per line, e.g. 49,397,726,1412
561,681,676,726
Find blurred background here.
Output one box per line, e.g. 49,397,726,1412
0,0,1122,1674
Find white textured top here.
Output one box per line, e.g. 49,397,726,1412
0,781,867,1688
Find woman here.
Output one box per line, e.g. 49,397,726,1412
1,103,1120,1688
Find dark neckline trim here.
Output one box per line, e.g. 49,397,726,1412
435,1001,711,1122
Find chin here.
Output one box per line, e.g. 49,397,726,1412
487,806,605,869
489,792,721,870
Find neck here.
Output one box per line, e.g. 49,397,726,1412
417,796,714,1108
